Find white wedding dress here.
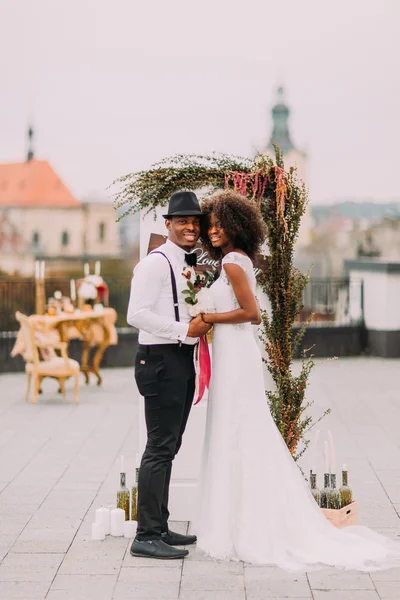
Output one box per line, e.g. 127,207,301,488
196,251,400,571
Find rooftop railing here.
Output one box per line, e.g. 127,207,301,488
0,276,363,332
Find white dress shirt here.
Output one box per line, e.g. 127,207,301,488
127,239,198,346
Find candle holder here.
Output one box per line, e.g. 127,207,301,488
34,260,46,315
35,278,46,315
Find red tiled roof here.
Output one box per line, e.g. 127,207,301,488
0,160,81,208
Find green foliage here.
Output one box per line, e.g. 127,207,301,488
112,153,261,219
183,271,215,305
113,148,330,458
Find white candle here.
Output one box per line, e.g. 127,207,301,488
84,263,89,277
95,260,101,276
123,520,137,538
92,521,105,541
95,507,110,535
313,428,320,471
327,430,336,474
110,508,125,537
120,455,125,473
70,279,76,302
324,440,330,473
343,463,347,471
40,260,45,279
35,260,40,280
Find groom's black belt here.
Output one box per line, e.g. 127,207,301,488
138,343,196,355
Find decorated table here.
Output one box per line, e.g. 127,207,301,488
11,308,118,386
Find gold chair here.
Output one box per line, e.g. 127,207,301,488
15,312,80,404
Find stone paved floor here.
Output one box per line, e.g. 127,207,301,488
1,358,400,599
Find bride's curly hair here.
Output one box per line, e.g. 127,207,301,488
200,191,267,260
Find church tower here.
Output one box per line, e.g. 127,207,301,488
26,126,35,162
264,87,311,247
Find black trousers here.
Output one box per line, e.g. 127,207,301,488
134,343,196,541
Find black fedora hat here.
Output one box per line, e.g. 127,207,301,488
162,191,203,219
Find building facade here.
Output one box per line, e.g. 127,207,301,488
0,130,119,275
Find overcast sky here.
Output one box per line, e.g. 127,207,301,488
1,0,399,205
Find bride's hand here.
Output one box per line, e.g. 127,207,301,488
188,315,212,337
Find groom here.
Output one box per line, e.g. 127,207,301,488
127,191,211,559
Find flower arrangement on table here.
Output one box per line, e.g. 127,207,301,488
77,275,109,310
182,269,215,405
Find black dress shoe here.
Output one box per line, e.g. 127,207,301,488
130,538,189,559
162,529,197,546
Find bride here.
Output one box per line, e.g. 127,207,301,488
193,190,400,571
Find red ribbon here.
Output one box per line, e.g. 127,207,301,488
193,335,211,405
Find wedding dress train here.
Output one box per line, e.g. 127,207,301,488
196,252,400,571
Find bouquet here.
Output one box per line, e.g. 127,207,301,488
181,268,216,405
181,270,215,316
77,275,109,305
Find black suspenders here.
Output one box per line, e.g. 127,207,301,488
151,251,180,322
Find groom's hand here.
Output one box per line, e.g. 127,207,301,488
187,315,212,338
